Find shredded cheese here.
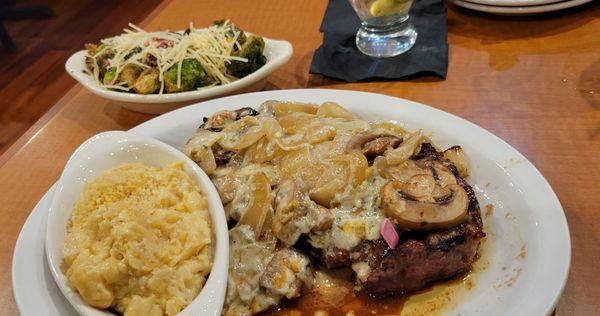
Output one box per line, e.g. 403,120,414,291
89,20,250,93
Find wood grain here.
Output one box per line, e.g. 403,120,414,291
0,0,598,315
0,0,163,156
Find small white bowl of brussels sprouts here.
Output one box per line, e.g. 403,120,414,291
65,26,293,115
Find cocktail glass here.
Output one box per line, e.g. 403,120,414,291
348,0,418,57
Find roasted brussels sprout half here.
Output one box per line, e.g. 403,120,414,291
118,64,142,88
226,35,267,78
86,43,114,79
133,68,160,94
103,67,117,85
164,58,208,93
142,53,157,67
103,64,141,88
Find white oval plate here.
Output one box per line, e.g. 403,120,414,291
449,0,593,14
45,131,229,316
13,89,570,315
65,35,293,114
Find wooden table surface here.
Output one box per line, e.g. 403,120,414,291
1,0,598,314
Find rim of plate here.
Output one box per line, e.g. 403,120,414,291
459,0,565,7
449,0,593,14
12,89,571,316
64,35,293,104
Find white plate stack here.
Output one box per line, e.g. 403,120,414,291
448,0,594,15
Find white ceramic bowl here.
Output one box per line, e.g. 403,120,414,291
45,131,229,316
65,35,293,114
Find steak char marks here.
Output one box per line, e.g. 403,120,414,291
310,143,485,297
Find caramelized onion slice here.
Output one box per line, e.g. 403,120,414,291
275,136,308,151
183,129,222,175
317,102,355,119
211,168,238,204
371,121,408,137
443,146,469,178
307,153,367,207
277,112,317,134
309,177,345,208
280,147,310,181
244,137,285,164
218,116,266,150
237,172,273,236
345,151,368,187
384,131,423,165
309,159,349,207
306,125,337,144
273,101,319,117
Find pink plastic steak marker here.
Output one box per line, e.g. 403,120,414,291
380,218,399,249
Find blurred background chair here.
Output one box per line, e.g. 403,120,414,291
0,0,53,51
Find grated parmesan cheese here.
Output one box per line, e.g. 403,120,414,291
90,20,250,93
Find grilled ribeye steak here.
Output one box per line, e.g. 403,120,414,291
305,143,485,297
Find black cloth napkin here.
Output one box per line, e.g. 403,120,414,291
310,0,448,82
